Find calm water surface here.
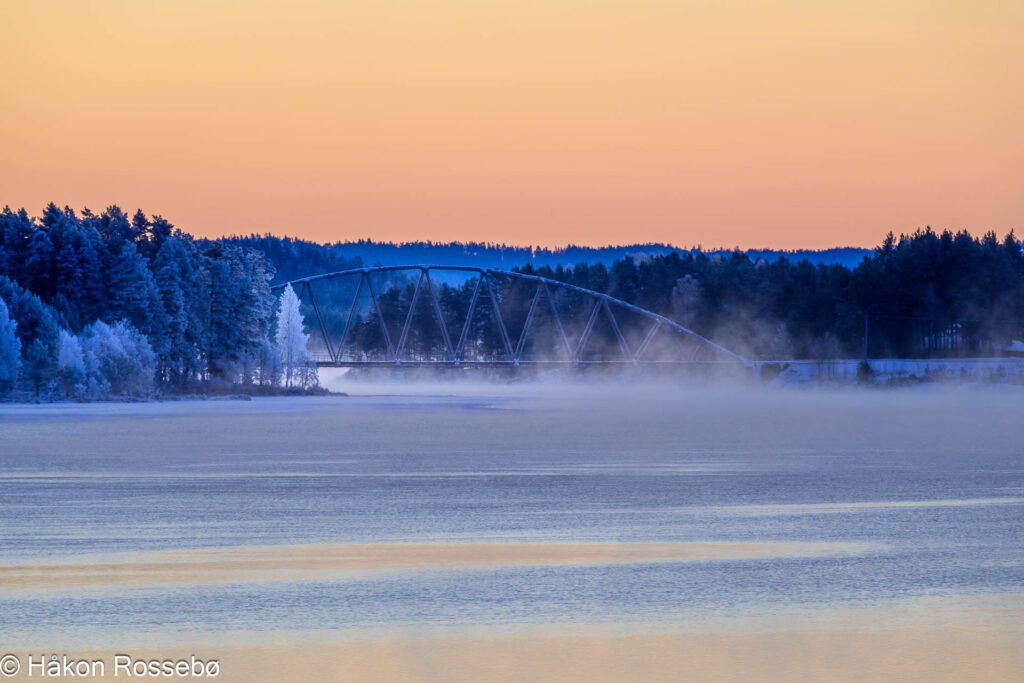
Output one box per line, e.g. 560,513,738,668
1,386,1021,646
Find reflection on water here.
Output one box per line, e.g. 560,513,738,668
0,386,1021,647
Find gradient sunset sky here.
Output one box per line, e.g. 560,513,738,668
2,1,1020,248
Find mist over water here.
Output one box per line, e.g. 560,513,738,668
0,381,1021,647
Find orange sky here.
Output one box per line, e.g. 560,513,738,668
1,1,1020,249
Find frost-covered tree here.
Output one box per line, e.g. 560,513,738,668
56,329,86,397
274,284,315,388
256,337,282,387
670,275,704,328
0,276,60,397
78,320,156,398
0,297,21,393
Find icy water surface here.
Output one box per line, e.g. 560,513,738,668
0,385,1021,647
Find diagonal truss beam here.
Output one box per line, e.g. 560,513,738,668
602,300,631,362
364,271,394,359
484,272,514,360
634,320,661,362
454,276,482,364
396,270,424,360
574,300,602,363
335,273,364,362
513,285,543,363
301,281,336,363
424,270,455,360
542,283,573,361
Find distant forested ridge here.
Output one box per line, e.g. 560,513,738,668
0,203,1022,400
220,234,871,282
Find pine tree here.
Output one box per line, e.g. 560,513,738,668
106,241,168,350
0,207,34,284
131,209,150,246
140,214,174,260
153,237,196,385
237,249,274,384
24,229,56,300
205,245,273,384
55,242,85,327
206,251,238,381
97,205,134,245
37,205,106,327
76,226,107,322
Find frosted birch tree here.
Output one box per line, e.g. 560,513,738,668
274,284,315,388
56,328,86,397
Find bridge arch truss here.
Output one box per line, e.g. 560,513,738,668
271,265,749,369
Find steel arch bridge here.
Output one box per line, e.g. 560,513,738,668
271,265,749,370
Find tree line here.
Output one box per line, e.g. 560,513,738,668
222,234,872,276
517,229,1024,359
0,204,317,399
247,227,1024,365
1,202,1021,399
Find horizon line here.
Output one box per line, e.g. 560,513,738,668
218,231,876,254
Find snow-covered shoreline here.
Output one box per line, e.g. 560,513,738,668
763,357,1024,386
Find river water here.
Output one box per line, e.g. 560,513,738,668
0,384,1021,650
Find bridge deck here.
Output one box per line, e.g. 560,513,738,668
315,359,745,368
